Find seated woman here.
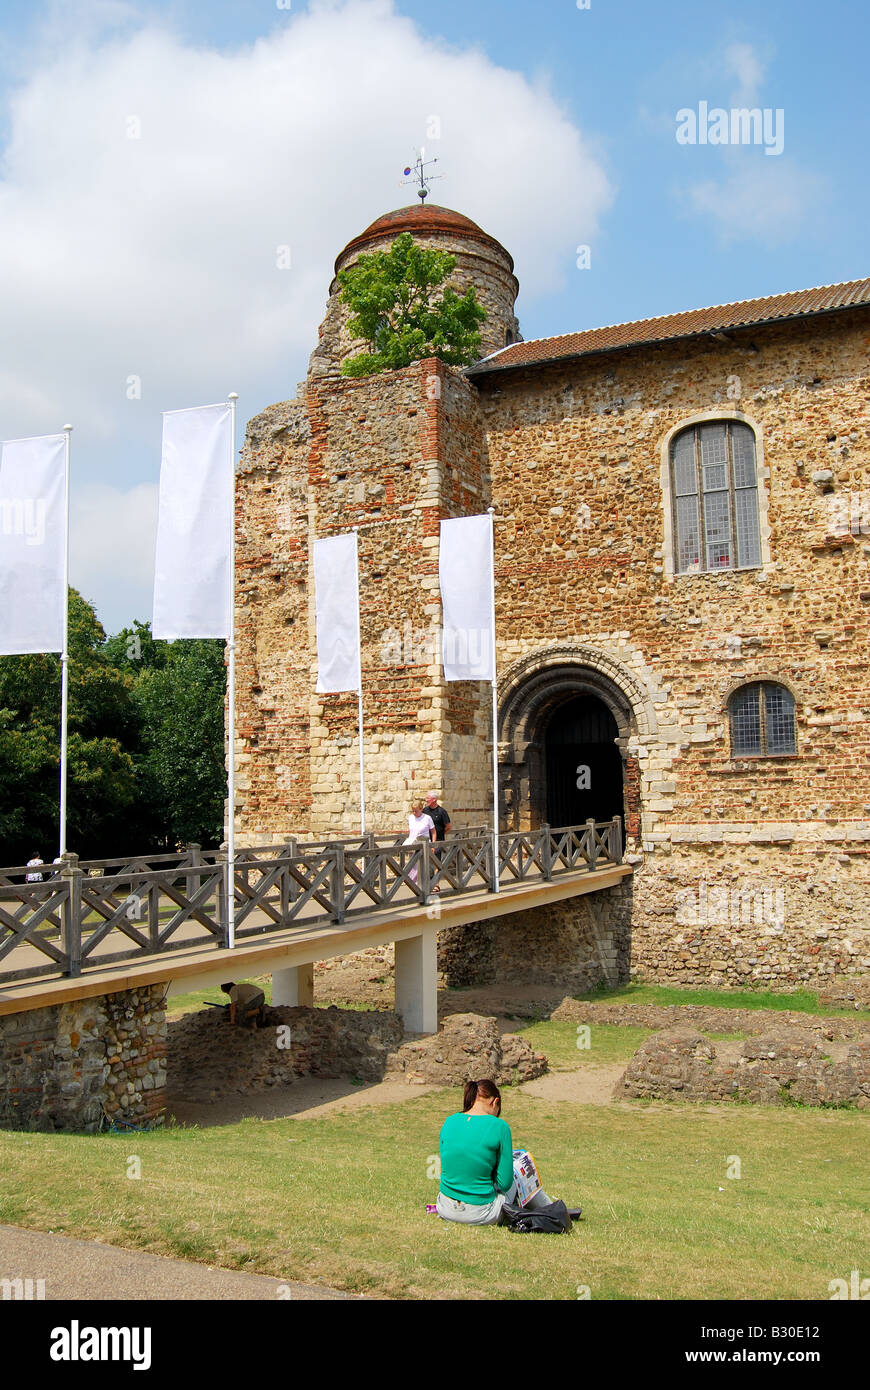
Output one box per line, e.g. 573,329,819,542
436,1078,557,1226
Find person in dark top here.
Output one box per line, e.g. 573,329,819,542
425,792,451,893
425,792,450,840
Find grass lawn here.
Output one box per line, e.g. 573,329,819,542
1,1088,866,1301
520,1019,656,1069
582,981,865,1017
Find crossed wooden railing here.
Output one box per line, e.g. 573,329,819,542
0,819,623,985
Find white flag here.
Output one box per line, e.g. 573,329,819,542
152,404,233,639
0,433,66,656
314,533,360,693
439,514,495,681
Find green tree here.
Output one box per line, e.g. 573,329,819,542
132,638,226,849
0,590,137,862
338,231,487,376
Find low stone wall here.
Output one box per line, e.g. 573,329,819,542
167,1005,547,1102
0,986,166,1133
167,1003,404,1102
387,1012,547,1087
618,1027,870,1108
438,879,632,990
552,998,870,1039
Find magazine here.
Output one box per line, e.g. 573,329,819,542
512,1148,542,1207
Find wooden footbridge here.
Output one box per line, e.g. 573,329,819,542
0,820,630,1033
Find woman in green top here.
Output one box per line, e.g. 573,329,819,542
436,1079,553,1226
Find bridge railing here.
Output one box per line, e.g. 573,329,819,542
0,819,623,983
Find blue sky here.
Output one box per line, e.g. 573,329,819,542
0,0,867,631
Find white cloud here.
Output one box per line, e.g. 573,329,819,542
70,482,158,624
0,0,612,630
685,161,829,247
723,42,765,107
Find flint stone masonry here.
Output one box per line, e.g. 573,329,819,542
618,1026,870,1107
234,198,870,992
385,1011,547,1087
165,1004,543,1101
437,879,631,989
167,1004,404,1101
0,986,166,1133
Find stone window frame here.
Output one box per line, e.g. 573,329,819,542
660,410,772,582
723,675,800,761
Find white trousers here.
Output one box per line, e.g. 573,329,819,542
436,1181,553,1226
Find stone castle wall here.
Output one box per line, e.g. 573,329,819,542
235,358,495,841
475,308,870,988
0,986,166,1133
235,215,870,992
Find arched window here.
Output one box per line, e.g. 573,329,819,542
671,420,762,573
729,682,796,757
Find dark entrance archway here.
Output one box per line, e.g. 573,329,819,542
497,647,645,840
544,695,624,829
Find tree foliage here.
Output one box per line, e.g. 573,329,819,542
0,596,226,863
338,232,487,376
0,591,137,862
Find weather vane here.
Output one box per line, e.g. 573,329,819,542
401,149,443,204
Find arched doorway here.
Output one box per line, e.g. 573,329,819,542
498,646,648,840
544,695,623,829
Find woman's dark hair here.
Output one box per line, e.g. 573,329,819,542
462,1079,502,1115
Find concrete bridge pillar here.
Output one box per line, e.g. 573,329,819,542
394,926,438,1034
272,963,314,1008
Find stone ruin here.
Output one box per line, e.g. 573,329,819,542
166,1005,547,1104
618,1026,870,1108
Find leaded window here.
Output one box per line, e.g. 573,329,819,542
729,682,796,757
671,421,762,573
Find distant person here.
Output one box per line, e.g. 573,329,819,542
25,853,44,883
221,980,266,1029
425,791,451,892
403,800,436,887
436,1079,577,1226
424,791,451,842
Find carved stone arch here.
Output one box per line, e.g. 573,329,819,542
497,645,655,835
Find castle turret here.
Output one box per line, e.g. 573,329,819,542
309,204,521,378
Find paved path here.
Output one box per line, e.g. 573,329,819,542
0,1225,358,1300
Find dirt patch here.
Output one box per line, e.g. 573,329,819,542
518,1064,626,1106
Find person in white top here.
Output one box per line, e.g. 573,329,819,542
404,800,436,887
25,853,44,883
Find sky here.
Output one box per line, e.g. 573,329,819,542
0,0,867,633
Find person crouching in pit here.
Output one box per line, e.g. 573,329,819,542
221,980,266,1029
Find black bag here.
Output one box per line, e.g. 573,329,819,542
501,1199,572,1234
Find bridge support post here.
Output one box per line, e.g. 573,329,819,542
272,964,314,1008
60,854,82,978
394,927,437,1035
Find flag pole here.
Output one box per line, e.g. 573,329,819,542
352,525,365,835
487,506,499,893
59,424,72,858
226,393,238,948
